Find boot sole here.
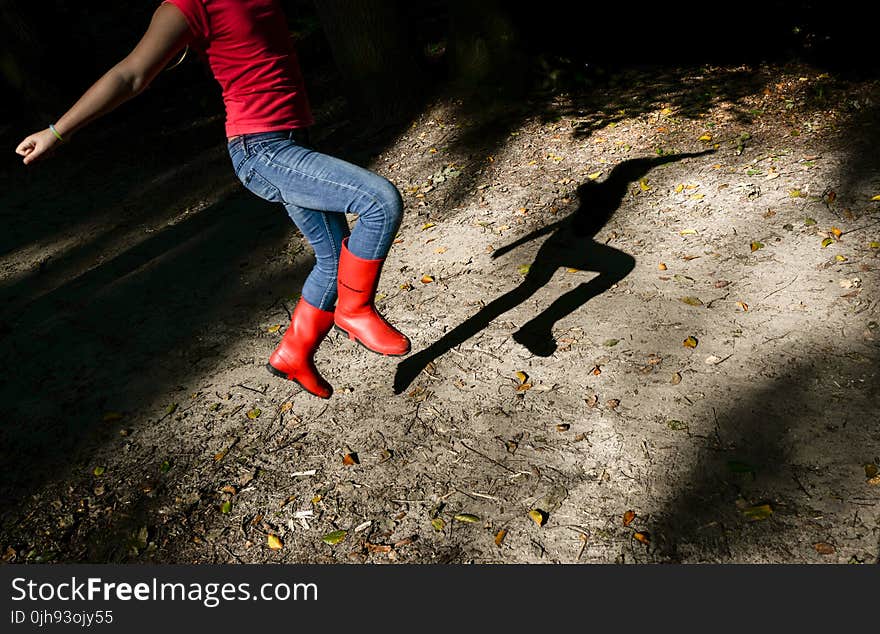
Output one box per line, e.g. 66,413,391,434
334,325,411,357
265,363,332,399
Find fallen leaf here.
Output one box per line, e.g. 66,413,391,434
830,227,843,239
867,475,880,486
590,365,602,376
667,419,688,431
365,542,392,554
680,296,704,306
750,241,765,252
633,531,651,545
556,423,570,432
280,402,293,413
821,237,835,248
671,372,682,385
342,453,359,466
606,399,620,409
814,542,835,555
434,246,447,254
322,530,347,545
639,178,650,191
658,262,668,270
214,447,230,463
683,336,699,348
872,195,880,201
698,133,712,142
804,217,817,226
454,513,480,524
515,371,528,384
421,274,434,284
221,485,237,495
394,535,416,548
377,448,393,463
835,255,847,262
159,460,171,473
93,466,106,476
679,228,698,236
870,242,880,249
789,189,803,198
267,534,283,550
586,394,599,407
736,301,749,311
865,464,879,479
528,509,548,526
246,408,261,420
267,324,282,333
495,529,508,547
587,171,602,180
431,518,445,531
517,264,531,276
741,504,773,521
516,383,533,392
623,510,636,526
421,222,436,230
604,338,620,347
220,500,232,514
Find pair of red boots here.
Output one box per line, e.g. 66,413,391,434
266,238,410,398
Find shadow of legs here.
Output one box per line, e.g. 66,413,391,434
394,270,549,393
513,243,635,356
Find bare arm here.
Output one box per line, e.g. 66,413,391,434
15,4,191,165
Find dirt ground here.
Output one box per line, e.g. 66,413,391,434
1,62,878,564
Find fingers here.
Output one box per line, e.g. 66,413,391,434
15,139,35,156
18,142,39,165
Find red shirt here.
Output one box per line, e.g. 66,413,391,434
162,0,313,137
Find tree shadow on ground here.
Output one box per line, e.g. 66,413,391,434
651,98,880,564
394,150,711,393
649,349,879,563
0,191,303,519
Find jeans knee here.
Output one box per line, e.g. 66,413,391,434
366,178,403,229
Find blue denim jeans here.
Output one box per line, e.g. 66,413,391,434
227,130,403,311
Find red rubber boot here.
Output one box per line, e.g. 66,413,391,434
334,238,411,356
267,298,335,398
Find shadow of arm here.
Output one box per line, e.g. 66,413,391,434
491,220,564,259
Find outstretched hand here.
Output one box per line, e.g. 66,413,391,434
15,129,61,165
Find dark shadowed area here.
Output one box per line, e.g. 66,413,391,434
0,0,877,564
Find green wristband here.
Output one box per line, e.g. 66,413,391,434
49,124,64,142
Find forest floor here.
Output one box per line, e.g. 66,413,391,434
1,61,879,564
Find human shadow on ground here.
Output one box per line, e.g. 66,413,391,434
394,150,712,393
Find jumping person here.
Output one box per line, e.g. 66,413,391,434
15,0,410,399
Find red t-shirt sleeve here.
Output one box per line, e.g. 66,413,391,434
161,0,210,44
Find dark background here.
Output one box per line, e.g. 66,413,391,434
1,0,876,132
